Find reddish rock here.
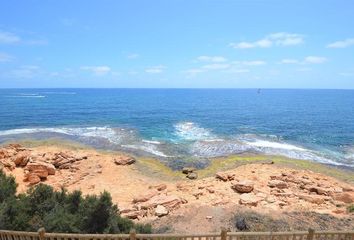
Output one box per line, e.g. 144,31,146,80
155,205,168,217
308,186,330,195
298,194,325,204
216,172,229,181
27,174,41,185
141,195,182,210
26,162,56,175
268,180,288,189
333,193,354,204
13,152,30,167
114,156,136,165
239,193,260,206
132,190,159,203
232,180,254,193
182,167,196,174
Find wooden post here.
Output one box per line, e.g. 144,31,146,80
220,228,227,240
38,228,46,240
307,228,315,240
130,229,136,240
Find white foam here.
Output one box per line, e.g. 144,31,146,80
142,139,161,145
246,140,306,151
174,122,214,141
0,127,123,144
5,95,45,98
122,144,172,157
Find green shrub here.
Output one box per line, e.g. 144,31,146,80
0,169,151,234
348,204,354,213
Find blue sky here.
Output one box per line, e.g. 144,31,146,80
0,0,354,88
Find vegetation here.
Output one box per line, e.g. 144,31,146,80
0,170,151,234
347,204,354,213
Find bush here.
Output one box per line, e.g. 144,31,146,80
348,204,354,213
0,169,151,234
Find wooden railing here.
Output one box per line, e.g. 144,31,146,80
0,228,353,240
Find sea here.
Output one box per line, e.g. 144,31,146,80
0,88,353,169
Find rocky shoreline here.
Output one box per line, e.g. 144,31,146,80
1,142,353,232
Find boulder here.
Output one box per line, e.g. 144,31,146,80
155,205,168,217
26,162,56,175
239,193,260,206
1,159,16,170
187,172,198,180
0,149,9,159
132,190,159,203
216,172,229,181
308,186,330,195
114,156,136,165
232,180,254,193
13,152,30,167
298,194,325,204
333,193,354,204
27,174,41,185
141,195,182,210
182,167,196,174
235,217,249,231
268,180,288,189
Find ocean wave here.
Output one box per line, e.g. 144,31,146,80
5,95,46,98
42,92,76,95
142,139,161,145
0,127,124,144
174,122,215,141
122,144,172,157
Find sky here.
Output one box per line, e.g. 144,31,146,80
0,0,354,88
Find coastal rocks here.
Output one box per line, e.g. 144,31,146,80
114,156,136,165
298,194,325,204
26,161,56,175
52,152,87,169
26,173,41,185
132,190,159,203
232,180,254,193
239,193,260,206
155,205,169,217
187,172,198,180
333,193,354,204
13,152,31,167
182,167,195,174
182,167,198,180
216,172,235,182
141,195,183,210
268,180,288,189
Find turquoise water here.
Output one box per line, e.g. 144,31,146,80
0,89,353,168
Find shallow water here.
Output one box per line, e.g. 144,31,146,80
0,89,353,168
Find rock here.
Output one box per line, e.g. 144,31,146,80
187,172,198,180
155,205,168,217
0,149,10,159
268,180,288,189
132,190,159,203
308,186,330,195
27,174,41,185
206,215,213,220
149,184,167,191
333,193,354,204
298,194,325,204
182,167,196,174
206,187,215,193
216,172,228,181
26,161,56,175
235,217,249,231
31,169,49,179
1,159,16,170
239,193,260,206
13,152,30,167
141,195,182,210
232,180,254,193
114,156,136,165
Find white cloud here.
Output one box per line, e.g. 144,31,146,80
297,67,312,72
327,38,354,48
0,52,14,62
81,66,111,75
303,56,327,64
127,53,140,59
0,31,21,44
241,60,266,66
11,65,40,78
197,55,227,62
230,32,304,49
202,63,230,70
280,56,327,64
280,59,299,64
145,65,165,74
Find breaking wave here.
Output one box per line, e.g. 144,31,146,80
174,122,215,141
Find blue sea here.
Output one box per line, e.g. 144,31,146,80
0,89,353,169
